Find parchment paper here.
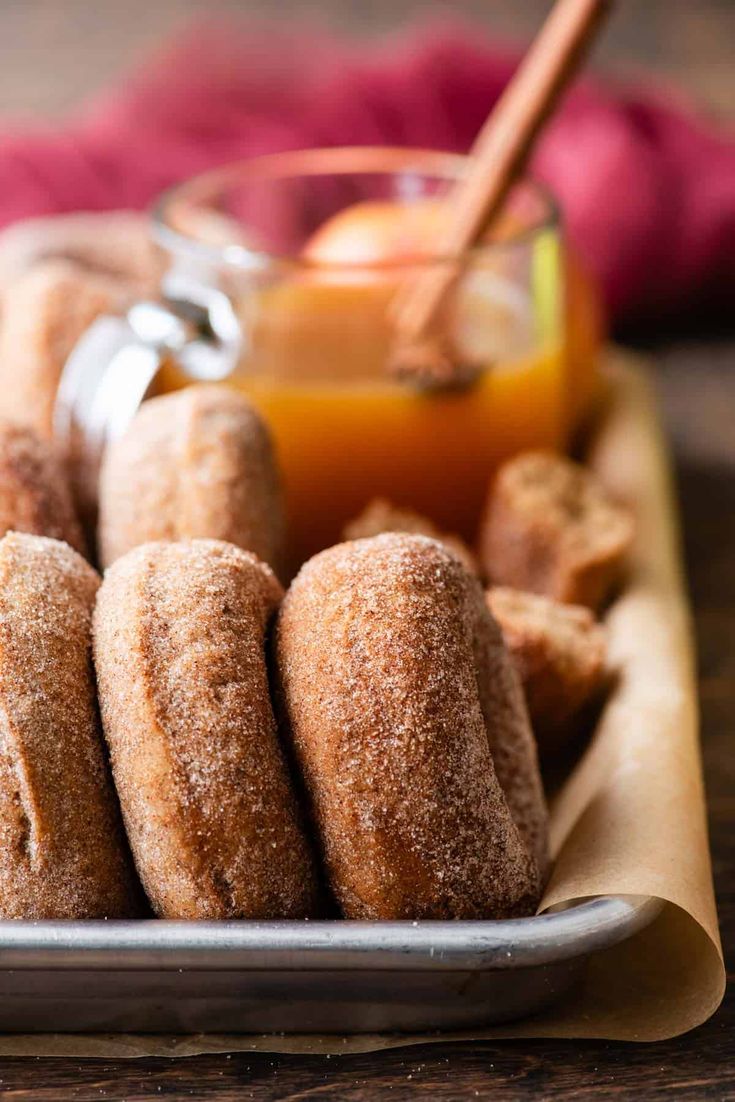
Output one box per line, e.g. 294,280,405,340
0,349,723,1056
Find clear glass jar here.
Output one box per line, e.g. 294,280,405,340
61,147,602,568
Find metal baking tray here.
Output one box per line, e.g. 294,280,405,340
0,895,661,1032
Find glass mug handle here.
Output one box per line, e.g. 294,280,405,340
54,275,242,516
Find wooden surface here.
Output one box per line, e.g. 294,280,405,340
0,2,732,1098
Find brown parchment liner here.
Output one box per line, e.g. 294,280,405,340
0,349,723,1057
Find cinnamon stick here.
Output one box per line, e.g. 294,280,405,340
390,0,613,385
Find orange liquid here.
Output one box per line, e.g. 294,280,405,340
243,348,566,563
157,203,602,568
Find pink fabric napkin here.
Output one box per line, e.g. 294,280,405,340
1,19,732,328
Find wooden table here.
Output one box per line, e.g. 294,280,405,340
0,2,732,1098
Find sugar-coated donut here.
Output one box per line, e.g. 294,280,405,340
0,421,85,554
343,497,480,576
274,533,547,920
98,386,285,574
0,259,128,440
93,539,318,919
0,532,139,918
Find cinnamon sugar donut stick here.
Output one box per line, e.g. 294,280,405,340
0,422,85,555
98,386,285,574
0,259,129,440
0,532,139,918
93,540,317,920
275,533,547,920
343,497,480,576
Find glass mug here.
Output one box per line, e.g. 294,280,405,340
56,147,602,569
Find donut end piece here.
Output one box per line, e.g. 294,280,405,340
479,450,633,610
487,586,608,757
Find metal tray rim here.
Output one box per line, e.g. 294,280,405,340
0,894,663,972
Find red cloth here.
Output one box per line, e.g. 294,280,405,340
1,20,732,327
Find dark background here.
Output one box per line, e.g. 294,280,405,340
0,2,732,1098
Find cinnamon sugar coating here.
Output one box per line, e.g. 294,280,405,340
479,450,633,610
0,422,85,554
343,497,480,576
487,586,608,757
93,539,318,920
0,259,129,439
275,533,546,920
0,532,139,918
98,386,285,574
472,585,549,878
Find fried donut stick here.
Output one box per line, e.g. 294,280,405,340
275,533,547,920
93,540,317,919
0,532,139,918
98,386,285,574
0,259,129,440
0,421,85,554
343,497,480,576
